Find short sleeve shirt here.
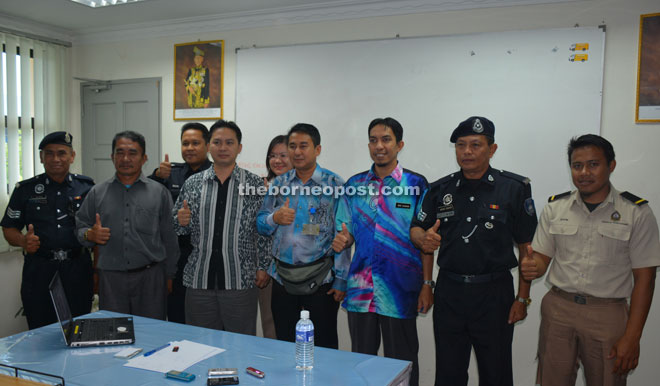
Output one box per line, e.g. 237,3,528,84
411,167,538,274
532,186,660,298
1,173,94,254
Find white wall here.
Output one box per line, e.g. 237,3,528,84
2,0,660,385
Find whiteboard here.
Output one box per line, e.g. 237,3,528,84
235,26,605,385
236,26,604,206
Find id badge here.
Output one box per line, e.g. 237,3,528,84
302,224,320,236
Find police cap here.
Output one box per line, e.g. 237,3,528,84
39,131,73,149
450,116,495,143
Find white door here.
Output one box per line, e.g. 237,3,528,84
81,78,161,182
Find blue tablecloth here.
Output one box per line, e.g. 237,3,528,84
0,311,411,385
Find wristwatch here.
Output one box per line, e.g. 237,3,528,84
423,280,436,289
516,296,531,306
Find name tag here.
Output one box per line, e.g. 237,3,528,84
302,224,320,236
395,202,411,209
437,204,455,219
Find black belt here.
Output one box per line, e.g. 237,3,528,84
126,262,158,273
441,270,508,284
33,248,83,261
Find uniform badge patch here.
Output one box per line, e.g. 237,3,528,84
6,207,21,219
443,194,453,205
35,184,45,194
472,118,483,133
487,174,494,182
417,210,427,222
611,211,621,221
524,198,536,216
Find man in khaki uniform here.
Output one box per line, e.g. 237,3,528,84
522,134,660,386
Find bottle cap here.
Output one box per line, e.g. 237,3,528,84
300,310,310,319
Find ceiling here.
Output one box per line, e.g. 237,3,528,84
0,0,576,44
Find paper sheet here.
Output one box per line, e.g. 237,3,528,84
124,340,225,373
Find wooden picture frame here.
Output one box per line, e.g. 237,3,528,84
174,40,224,121
636,13,660,123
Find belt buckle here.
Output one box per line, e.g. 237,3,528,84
574,295,587,305
462,275,475,283
53,250,68,261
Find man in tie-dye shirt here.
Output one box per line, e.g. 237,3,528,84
332,117,431,386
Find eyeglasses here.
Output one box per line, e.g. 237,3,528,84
268,153,289,160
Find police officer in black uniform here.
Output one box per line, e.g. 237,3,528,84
410,117,538,386
148,122,211,323
1,131,94,330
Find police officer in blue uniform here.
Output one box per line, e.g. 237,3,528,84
1,131,94,330
148,122,211,323
410,117,538,386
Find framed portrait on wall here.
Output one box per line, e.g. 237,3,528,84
636,13,660,123
174,40,224,120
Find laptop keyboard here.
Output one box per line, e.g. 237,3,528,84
80,320,115,340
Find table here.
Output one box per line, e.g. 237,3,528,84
0,311,411,385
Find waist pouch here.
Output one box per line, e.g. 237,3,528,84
276,256,333,295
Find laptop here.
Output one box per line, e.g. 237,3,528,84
48,271,135,347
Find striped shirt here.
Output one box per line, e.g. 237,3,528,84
173,165,270,290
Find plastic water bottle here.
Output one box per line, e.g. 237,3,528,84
295,310,314,370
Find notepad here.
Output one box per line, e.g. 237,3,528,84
124,340,225,373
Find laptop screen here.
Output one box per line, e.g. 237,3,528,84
48,272,73,345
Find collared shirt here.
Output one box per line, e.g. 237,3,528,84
335,163,428,319
2,173,94,255
75,174,179,276
173,165,269,290
411,167,538,274
257,164,350,291
532,186,660,298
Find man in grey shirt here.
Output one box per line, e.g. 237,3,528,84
76,131,179,320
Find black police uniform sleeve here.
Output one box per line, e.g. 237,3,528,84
501,171,538,244
410,176,450,230
148,167,167,185
0,182,29,230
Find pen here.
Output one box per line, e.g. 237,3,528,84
143,343,170,357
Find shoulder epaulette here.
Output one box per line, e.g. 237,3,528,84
499,169,530,185
16,174,43,188
430,172,457,189
548,191,571,202
72,174,94,184
621,191,648,206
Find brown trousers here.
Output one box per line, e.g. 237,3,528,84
537,288,629,386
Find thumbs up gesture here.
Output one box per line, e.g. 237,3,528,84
421,219,442,254
520,244,539,281
88,213,111,245
24,224,41,254
332,223,354,252
273,198,295,225
177,200,192,226
156,154,172,179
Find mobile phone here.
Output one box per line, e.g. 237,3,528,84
165,370,196,382
208,368,239,385
246,367,265,378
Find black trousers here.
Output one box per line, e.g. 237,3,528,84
433,271,514,386
348,311,420,386
21,251,93,330
167,276,186,324
271,280,339,349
